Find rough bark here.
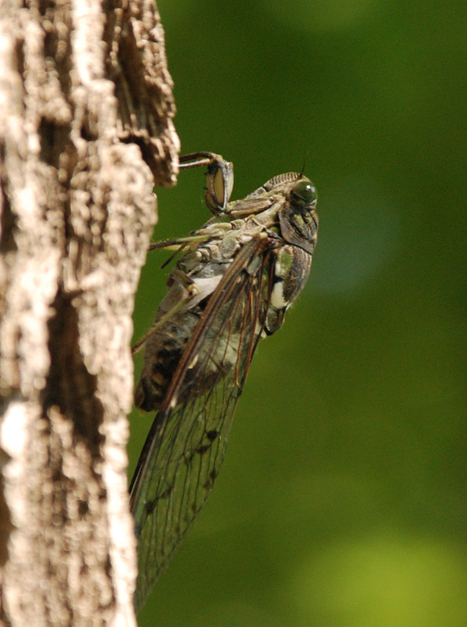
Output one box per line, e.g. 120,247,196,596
0,1,179,625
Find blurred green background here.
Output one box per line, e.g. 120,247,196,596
128,0,467,625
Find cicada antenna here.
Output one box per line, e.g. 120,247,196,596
300,150,311,177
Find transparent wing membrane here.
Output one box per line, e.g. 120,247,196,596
131,238,275,611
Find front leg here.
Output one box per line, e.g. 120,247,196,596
179,152,234,214
264,245,312,336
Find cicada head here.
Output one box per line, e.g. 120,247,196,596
279,176,318,255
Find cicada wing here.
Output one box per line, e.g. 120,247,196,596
131,236,276,611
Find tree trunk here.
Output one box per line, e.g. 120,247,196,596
0,1,179,625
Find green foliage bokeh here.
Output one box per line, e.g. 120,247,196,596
129,1,467,625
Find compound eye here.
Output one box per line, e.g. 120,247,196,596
293,179,317,204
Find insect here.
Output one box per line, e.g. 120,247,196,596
130,153,318,611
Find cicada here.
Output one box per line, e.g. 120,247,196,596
130,153,318,611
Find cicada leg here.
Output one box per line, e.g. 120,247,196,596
147,234,214,269
179,151,234,214
147,234,215,252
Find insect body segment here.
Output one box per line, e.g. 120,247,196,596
131,156,318,612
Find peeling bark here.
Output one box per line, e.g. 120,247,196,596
0,1,179,625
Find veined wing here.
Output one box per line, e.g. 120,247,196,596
130,235,277,612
